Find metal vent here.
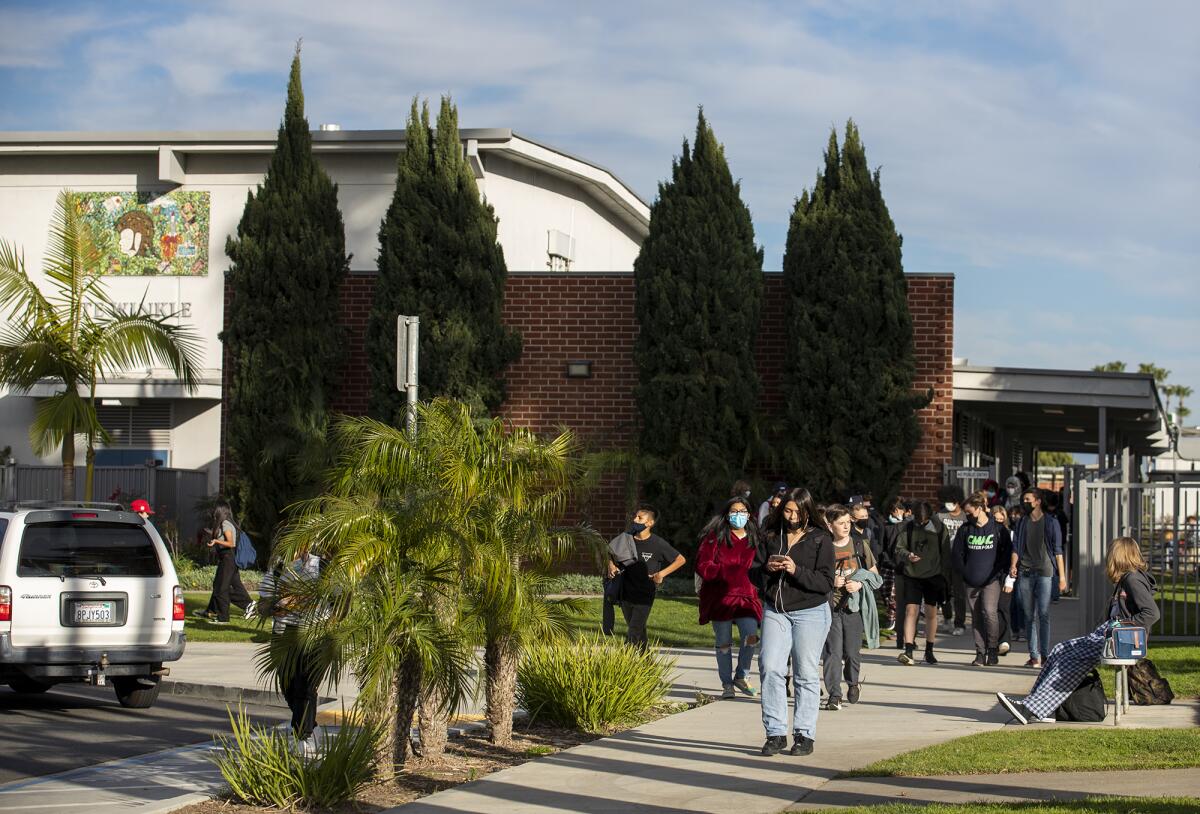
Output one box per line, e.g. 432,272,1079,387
96,403,173,448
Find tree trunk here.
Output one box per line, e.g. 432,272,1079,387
375,654,422,781
61,418,75,501
416,683,449,762
83,443,95,502
485,633,520,746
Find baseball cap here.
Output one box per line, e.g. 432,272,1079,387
848,495,866,507
130,499,154,515
772,481,788,493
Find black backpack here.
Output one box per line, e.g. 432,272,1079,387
1128,658,1175,705
1054,668,1107,722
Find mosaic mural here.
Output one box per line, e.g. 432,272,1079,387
77,190,210,276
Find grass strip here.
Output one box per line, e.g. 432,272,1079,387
846,728,1200,778
791,798,1200,814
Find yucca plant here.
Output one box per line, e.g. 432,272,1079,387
211,706,380,808
517,635,675,732
0,190,201,499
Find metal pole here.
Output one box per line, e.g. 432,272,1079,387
406,317,419,433
1098,407,1108,472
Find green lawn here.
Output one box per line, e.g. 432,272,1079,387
563,597,717,649
791,800,1200,814
183,591,270,643
845,728,1200,778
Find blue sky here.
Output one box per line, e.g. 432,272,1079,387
2,0,1197,411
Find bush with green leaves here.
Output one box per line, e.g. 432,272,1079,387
172,557,261,591
544,572,692,597
517,635,674,732
211,706,380,809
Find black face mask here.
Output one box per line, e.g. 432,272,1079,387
1023,504,1036,514
785,518,804,532
854,518,868,529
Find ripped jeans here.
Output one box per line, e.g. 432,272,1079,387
712,616,759,687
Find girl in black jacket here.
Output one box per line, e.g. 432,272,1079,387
996,536,1160,724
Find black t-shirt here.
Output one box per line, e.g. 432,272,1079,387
619,533,681,604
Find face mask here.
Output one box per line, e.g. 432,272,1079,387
785,518,804,531
888,515,902,524
743,490,752,499
986,490,996,499
1023,504,1036,514
854,518,868,529
943,502,957,512
728,512,749,529
628,521,647,535
1007,485,1019,496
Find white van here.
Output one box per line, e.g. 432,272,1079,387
0,502,186,708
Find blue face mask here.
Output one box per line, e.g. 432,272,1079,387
728,512,749,529
628,521,647,536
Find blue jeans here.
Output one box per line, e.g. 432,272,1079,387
712,617,759,686
1019,573,1053,660
759,602,831,740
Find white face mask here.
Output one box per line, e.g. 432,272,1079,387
1006,485,1019,496
943,502,958,512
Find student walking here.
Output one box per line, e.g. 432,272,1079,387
997,537,1159,723
935,485,968,636
877,497,907,637
991,505,1016,656
951,492,1012,667
258,549,324,753
754,489,834,757
696,497,763,699
606,505,685,650
195,499,252,624
895,502,951,665
1010,488,1067,667
823,504,881,709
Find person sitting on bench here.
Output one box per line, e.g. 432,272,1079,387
996,536,1159,724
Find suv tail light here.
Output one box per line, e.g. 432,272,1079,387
0,586,11,622
172,586,185,621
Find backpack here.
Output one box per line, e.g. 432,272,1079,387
1054,668,1107,722
234,526,258,570
1128,658,1174,705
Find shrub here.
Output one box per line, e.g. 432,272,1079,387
545,572,693,597
211,706,379,808
517,635,674,732
172,557,261,591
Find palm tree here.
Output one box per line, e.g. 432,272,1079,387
0,191,201,498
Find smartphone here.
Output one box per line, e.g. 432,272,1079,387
768,554,789,563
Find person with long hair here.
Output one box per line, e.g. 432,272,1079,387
951,491,1012,667
195,499,253,623
894,502,951,665
696,496,763,699
997,537,1160,723
822,503,881,709
752,488,834,757
992,504,1017,656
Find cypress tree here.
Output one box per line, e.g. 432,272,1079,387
222,45,349,543
366,97,520,422
633,109,763,551
780,120,929,500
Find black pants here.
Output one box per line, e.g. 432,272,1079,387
602,578,618,636
619,600,653,650
205,548,252,621
967,581,1001,652
943,571,967,627
823,607,864,699
997,586,1012,644
280,630,320,740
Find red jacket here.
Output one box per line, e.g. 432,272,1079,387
696,531,763,624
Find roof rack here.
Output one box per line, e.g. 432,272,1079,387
5,500,126,511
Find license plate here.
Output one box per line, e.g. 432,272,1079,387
73,601,114,624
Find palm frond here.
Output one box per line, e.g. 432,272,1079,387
88,309,203,390
29,389,93,457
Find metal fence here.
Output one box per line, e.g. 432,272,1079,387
1076,477,1200,640
0,464,212,548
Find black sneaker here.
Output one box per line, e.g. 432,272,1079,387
847,684,861,704
789,735,814,756
971,652,985,667
924,646,938,665
824,696,842,711
996,692,1028,724
761,735,788,756
986,648,999,666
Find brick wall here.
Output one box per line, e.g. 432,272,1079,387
221,271,954,558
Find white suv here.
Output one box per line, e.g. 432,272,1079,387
0,502,186,708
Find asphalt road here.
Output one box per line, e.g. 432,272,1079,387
0,683,284,784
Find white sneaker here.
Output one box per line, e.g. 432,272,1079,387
952,626,966,636
244,601,258,620
998,641,1011,656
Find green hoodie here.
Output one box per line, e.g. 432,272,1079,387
893,520,951,581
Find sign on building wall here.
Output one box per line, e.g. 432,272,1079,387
76,190,211,276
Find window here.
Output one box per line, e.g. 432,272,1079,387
18,522,162,577
95,402,172,450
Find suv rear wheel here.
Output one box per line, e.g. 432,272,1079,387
112,675,161,709
8,677,53,694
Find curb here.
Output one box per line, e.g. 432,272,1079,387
159,680,336,710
